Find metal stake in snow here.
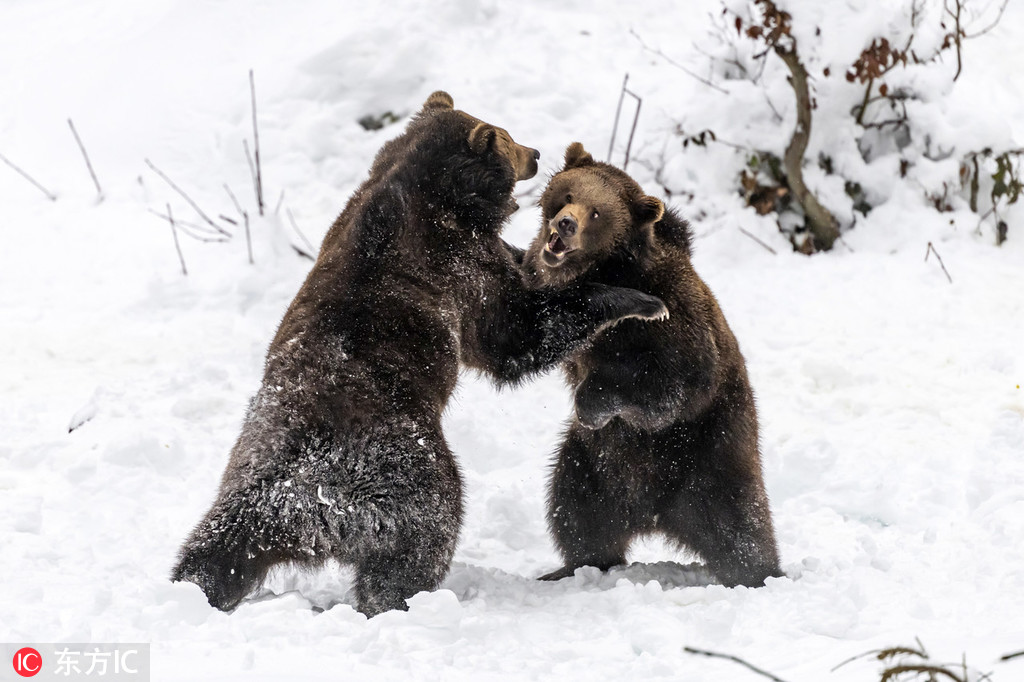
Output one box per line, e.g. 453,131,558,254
607,73,643,171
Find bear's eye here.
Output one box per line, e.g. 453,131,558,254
591,210,600,219
566,194,573,204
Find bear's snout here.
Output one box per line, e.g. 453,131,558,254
557,215,578,237
518,148,540,181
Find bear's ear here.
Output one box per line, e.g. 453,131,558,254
422,91,454,112
563,142,595,169
468,122,497,154
631,195,665,224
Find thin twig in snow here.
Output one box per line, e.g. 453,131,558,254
762,90,784,123
224,184,253,264
167,204,188,275
249,69,265,216
832,641,931,673
629,28,729,94
738,226,778,254
0,151,57,201
148,207,222,237
683,647,791,682
243,139,259,212
224,184,245,218
145,158,230,237
149,209,229,243
218,214,239,226
274,188,285,215
179,224,229,243
878,663,968,681
67,118,103,200
925,241,953,283
243,213,253,264
1001,650,1024,662
963,0,1009,39
286,208,316,260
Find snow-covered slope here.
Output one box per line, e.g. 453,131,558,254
1,1,1022,680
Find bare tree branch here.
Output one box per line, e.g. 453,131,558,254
148,209,229,243
166,204,187,275
67,119,103,200
925,241,953,283
224,184,253,264
945,0,965,81
775,41,840,251
683,647,791,682
145,158,230,237
286,208,316,260
0,150,57,201
249,68,265,216
963,0,1009,39
629,28,730,94
739,226,778,254
242,139,261,221
880,663,966,681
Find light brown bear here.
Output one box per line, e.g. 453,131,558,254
519,143,782,588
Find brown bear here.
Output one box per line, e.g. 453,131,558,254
518,142,782,588
171,96,668,617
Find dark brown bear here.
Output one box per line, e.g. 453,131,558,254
171,96,668,617
519,142,782,588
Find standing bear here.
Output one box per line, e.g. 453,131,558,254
520,143,782,588
172,96,668,617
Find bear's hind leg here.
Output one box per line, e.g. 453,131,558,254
172,485,318,611
661,472,781,588
334,433,463,617
353,539,457,617
542,433,632,580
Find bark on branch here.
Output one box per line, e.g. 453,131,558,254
776,43,840,251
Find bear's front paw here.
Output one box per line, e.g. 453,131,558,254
574,385,621,430
629,293,669,323
585,284,668,331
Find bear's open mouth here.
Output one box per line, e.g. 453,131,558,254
546,231,570,257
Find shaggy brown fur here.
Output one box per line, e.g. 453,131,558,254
521,143,782,588
172,101,668,616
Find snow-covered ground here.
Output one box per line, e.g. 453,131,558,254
2,1,1022,680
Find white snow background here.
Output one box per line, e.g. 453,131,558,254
1,0,1023,680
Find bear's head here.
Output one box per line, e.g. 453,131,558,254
530,142,664,281
422,91,540,183
401,91,539,219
